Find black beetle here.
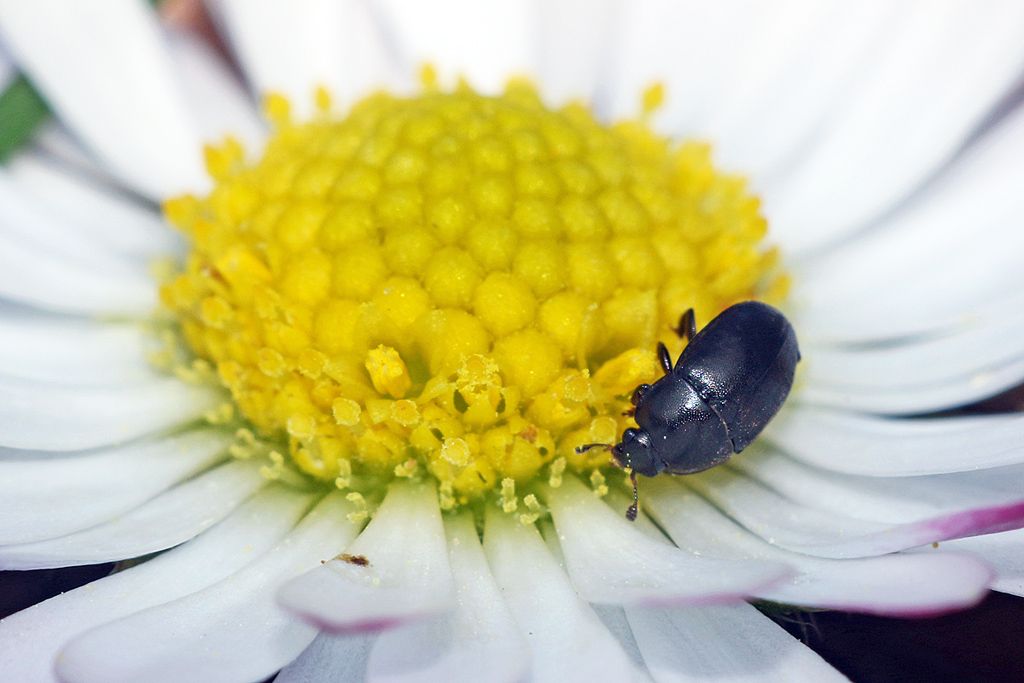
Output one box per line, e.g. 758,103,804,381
578,301,799,521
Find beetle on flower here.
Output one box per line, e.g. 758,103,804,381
579,301,800,520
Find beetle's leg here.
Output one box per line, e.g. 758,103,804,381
622,408,635,417
625,470,639,522
656,342,673,375
672,308,696,343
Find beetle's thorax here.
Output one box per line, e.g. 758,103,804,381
630,371,734,476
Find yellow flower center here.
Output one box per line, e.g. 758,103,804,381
160,77,785,510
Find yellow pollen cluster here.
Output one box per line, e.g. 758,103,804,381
161,79,784,507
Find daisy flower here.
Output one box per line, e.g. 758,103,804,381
2,1,1024,682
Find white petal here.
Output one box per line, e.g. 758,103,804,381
573,486,672,545
603,0,771,128
211,0,396,115
0,0,207,197
0,225,157,316
794,103,1024,343
760,2,1024,255
0,486,312,683
0,35,13,86
537,516,571,566
645,478,992,615
163,28,266,153
536,0,619,107
543,475,792,606
483,506,640,683
276,632,376,683
32,121,116,184
798,350,1024,416
373,0,534,93
796,341,1024,417
699,1,897,181
278,480,455,632
606,0,892,185
0,429,232,544
0,375,222,450
0,458,266,569
537,525,655,679
0,169,153,272
626,602,846,683
735,447,1024,525
686,465,1024,559
767,405,1024,476
0,312,155,385
800,297,1024,390
5,153,181,260
56,491,360,683
948,528,1024,598
590,604,653,679
366,512,528,683
762,550,992,618
606,3,1024,255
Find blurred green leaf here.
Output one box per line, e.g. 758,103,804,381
0,75,49,162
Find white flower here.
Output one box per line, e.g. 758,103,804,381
2,1,1024,682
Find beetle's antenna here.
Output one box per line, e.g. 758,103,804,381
626,470,639,521
575,443,611,453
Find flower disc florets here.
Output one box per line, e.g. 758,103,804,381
161,77,784,509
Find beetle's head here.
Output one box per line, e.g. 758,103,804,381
574,428,661,523
612,428,662,478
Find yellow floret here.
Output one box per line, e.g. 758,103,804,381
474,272,537,336
364,345,412,398
162,79,785,507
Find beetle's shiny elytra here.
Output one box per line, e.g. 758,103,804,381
578,301,800,521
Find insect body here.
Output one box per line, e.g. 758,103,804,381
338,553,369,566
579,301,800,520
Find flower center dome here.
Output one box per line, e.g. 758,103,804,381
161,78,784,511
